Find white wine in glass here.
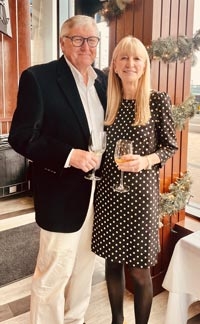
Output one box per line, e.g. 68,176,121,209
84,130,107,181
113,139,133,192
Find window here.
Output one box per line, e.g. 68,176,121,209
186,0,200,218
30,0,75,65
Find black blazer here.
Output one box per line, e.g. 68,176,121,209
8,55,107,232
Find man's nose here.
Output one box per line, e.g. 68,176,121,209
81,39,90,48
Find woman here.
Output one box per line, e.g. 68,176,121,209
91,36,178,324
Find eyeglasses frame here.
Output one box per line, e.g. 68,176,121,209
63,35,100,48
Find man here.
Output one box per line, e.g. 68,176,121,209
8,15,107,324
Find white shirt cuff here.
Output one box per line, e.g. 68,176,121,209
64,149,74,168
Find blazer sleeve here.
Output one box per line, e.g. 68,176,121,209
8,69,69,174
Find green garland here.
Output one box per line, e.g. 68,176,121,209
147,29,200,64
100,0,133,22
100,3,200,64
172,95,199,130
159,172,192,218
159,97,197,218
101,0,124,21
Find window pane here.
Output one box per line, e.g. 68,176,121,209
186,0,200,218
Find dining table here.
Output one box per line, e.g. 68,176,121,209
162,230,200,324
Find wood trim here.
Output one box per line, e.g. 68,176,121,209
17,1,31,75
0,0,31,135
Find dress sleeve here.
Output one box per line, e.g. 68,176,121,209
151,91,178,166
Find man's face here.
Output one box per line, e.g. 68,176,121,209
60,25,99,73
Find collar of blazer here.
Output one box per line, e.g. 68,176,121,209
57,56,90,142
57,56,107,141
94,69,107,112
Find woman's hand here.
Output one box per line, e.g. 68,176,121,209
116,154,148,172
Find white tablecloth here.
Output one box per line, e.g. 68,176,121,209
162,230,200,324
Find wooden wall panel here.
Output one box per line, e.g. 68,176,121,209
123,4,134,36
0,0,31,135
3,1,18,119
133,0,145,40
142,0,154,44
18,1,31,74
109,0,154,61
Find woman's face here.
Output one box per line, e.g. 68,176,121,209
114,52,146,86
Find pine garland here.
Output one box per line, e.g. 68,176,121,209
146,29,200,64
100,4,200,64
101,0,125,21
159,97,197,218
100,0,133,22
172,95,199,130
159,172,192,218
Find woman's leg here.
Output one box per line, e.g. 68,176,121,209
105,260,125,324
127,267,153,324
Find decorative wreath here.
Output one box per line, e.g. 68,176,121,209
101,0,134,21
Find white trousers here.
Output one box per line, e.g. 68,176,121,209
30,182,96,324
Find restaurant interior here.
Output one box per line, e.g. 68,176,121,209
0,0,200,323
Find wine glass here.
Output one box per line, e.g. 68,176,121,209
84,130,107,181
113,139,133,193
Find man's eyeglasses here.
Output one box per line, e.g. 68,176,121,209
63,35,100,48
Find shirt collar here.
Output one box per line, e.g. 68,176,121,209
64,56,97,85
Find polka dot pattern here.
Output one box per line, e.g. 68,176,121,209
91,91,178,268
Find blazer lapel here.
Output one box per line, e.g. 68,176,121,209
56,56,90,142
94,72,107,113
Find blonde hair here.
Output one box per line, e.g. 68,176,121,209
60,15,99,38
105,36,151,126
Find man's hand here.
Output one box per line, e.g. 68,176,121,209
69,149,99,172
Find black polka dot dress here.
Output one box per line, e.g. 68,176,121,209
91,91,178,268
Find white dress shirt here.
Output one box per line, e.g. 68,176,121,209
64,57,105,167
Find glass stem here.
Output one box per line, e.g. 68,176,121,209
120,171,124,188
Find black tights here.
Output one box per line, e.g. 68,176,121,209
105,260,153,324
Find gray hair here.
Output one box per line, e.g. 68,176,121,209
60,15,99,37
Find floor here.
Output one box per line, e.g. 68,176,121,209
0,195,200,323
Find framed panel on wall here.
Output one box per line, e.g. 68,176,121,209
0,0,12,37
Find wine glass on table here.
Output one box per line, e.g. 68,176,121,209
113,139,133,193
84,130,107,181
